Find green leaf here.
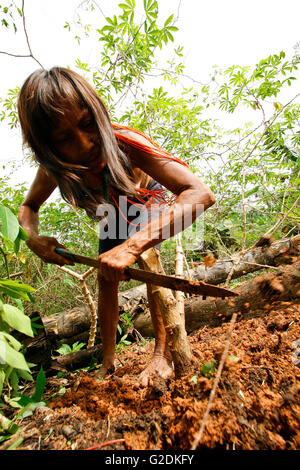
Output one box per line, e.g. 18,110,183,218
0,340,30,371
32,367,46,402
7,436,24,450
164,14,174,27
0,205,19,242
18,226,29,241
229,355,240,362
0,412,19,435
10,369,19,391
16,401,46,419
13,298,24,312
56,343,72,355
0,279,35,301
1,304,33,337
14,236,20,254
0,331,22,351
200,360,217,378
16,369,33,381
119,2,131,10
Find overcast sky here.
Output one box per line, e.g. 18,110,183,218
1,0,300,189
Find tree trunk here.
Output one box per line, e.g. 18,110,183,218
138,248,192,378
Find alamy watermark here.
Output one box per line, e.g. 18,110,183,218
96,198,205,250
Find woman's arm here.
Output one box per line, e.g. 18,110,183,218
125,131,216,255
98,130,216,281
19,166,74,266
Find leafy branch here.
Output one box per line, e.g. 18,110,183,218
0,0,43,68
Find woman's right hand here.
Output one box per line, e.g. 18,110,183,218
26,235,74,266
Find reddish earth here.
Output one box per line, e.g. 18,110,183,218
1,298,299,451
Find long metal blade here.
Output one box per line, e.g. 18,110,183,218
55,248,238,299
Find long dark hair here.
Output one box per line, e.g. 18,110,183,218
17,67,138,216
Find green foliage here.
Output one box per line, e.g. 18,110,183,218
0,202,37,430
0,87,20,128
116,311,134,353
200,360,217,379
218,52,299,113
77,0,181,111
0,2,22,32
115,333,131,353
55,341,86,355
0,367,47,445
190,360,218,383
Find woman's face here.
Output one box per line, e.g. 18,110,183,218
51,102,105,173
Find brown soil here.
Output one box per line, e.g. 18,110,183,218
1,299,299,451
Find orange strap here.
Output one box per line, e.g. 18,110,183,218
107,124,185,221
112,123,189,168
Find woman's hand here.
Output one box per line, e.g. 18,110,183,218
26,234,74,266
98,243,139,282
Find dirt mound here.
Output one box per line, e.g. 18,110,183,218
1,299,299,450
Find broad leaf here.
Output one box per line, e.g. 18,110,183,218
0,279,35,301
0,339,30,371
32,368,46,402
0,205,19,242
0,331,22,351
1,304,33,337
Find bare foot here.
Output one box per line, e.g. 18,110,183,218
95,362,116,380
138,353,173,387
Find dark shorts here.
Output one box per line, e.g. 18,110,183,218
98,180,165,255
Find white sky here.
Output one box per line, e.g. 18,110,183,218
0,0,300,191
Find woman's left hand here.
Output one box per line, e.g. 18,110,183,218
98,243,139,282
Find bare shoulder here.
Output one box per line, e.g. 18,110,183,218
115,126,157,149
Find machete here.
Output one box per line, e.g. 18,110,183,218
54,247,238,299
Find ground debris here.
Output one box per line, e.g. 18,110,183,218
2,299,299,450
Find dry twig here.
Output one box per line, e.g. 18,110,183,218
191,312,238,450
0,0,43,68
55,264,97,348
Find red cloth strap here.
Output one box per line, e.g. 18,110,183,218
112,123,189,168
109,123,186,212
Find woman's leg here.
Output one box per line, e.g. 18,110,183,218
96,273,119,376
137,255,174,387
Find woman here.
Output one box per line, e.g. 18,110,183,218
18,67,216,385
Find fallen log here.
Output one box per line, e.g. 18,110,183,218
50,345,103,372
134,260,300,335
191,235,299,283
118,235,300,308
